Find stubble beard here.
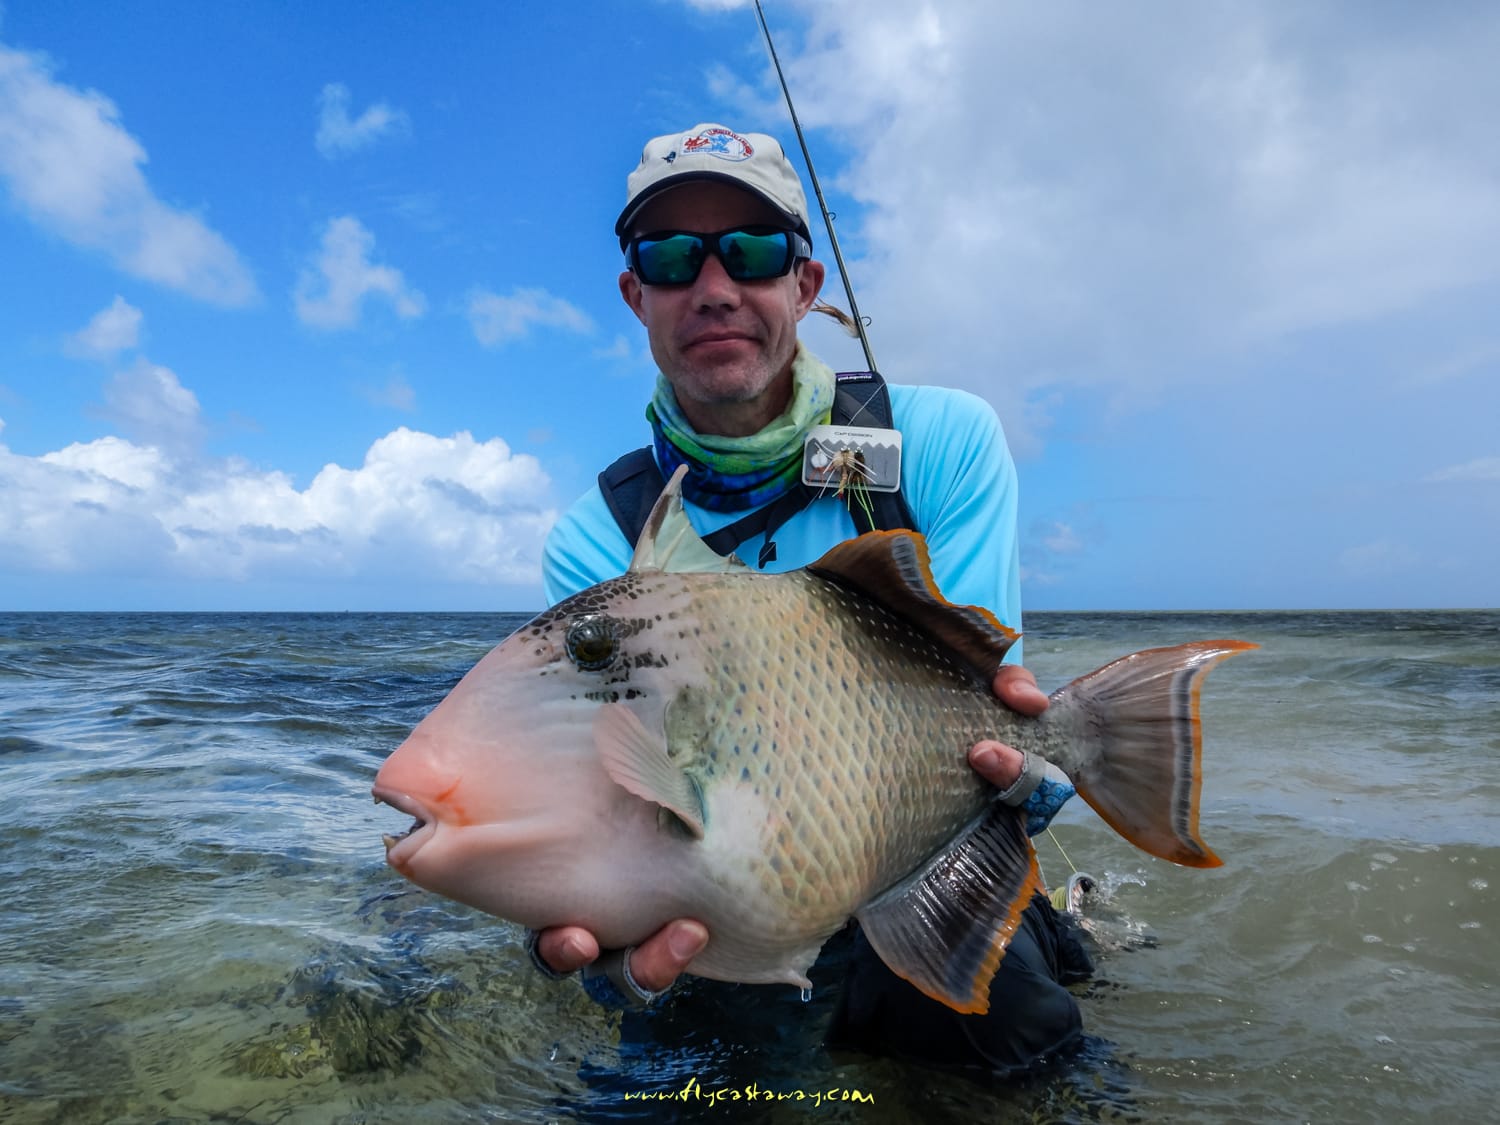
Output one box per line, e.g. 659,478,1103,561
668,334,795,409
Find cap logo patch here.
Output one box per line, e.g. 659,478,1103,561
681,127,754,162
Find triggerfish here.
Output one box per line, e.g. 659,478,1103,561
374,466,1253,1014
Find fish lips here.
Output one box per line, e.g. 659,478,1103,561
372,785,436,868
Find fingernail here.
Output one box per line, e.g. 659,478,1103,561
669,924,707,961
562,935,589,963
972,746,999,773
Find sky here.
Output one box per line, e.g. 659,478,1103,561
1,0,1496,613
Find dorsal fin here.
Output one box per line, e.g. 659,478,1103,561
807,530,1019,681
628,464,747,574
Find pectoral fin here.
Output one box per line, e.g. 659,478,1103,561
593,702,706,839
854,802,1042,1015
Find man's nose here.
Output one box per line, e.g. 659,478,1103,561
690,252,742,310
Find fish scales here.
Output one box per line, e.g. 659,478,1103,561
652,568,1000,938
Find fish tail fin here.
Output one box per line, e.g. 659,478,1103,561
1049,639,1256,868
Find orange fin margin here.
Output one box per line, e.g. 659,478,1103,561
1055,639,1258,868
808,530,1019,682
855,803,1041,1015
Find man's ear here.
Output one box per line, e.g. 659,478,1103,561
794,258,826,318
619,270,647,324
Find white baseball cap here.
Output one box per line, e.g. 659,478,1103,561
615,123,813,246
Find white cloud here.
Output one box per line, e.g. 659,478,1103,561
735,2,1500,446
315,82,410,159
0,42,257,305
0,424,555,585
468,287,594,347
1021,523,1082,588
7,438,178,574
98,358,204,457
65,295,143,358
2,350,552,590
1039,520,1082,555
1426,457,1500,483
591,333,658,371
63,299,204,457
594,334,634,362
44,432,165,491
294,216,425,329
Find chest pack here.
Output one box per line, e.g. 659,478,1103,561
598,371,918,566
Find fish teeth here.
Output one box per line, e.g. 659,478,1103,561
381,818,424,851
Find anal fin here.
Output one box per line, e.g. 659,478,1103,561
855,803,1043,1015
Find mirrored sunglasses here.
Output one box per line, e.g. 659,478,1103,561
627,226,811,286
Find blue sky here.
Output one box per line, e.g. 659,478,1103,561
1,0,1496,612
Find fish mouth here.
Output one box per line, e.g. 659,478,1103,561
372,785,435,867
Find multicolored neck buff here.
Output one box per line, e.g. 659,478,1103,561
646,348,836,512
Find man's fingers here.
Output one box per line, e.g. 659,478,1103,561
535,919,709,998
993,663,1049,716
625,919,710,994
969,739,1024,788
536,926,600,975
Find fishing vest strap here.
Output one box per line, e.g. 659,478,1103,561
598,447,664,555
830,372,916,537
597,371,917,561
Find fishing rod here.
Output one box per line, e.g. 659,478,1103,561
752,0,879,374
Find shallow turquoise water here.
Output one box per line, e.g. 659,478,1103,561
1,610,1496,1122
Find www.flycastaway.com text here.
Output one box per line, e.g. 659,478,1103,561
623,1076,874,1109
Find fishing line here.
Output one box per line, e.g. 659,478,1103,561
755,7,1090,905
752,0,878,374
1045,828,1081,877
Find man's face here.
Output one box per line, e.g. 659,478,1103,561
619,181,825,437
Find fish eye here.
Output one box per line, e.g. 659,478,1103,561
565,615,619,671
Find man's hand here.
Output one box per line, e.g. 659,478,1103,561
968,663,1049,787
534,919,708,997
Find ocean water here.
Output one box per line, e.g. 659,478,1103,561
1,609,1495,1123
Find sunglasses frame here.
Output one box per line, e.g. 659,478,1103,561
626,226,812,287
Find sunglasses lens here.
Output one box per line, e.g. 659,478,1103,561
717,230,792,281
634,234,706,285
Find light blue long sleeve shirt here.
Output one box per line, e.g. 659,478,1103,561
542,382,1026,663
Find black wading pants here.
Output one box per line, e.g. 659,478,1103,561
825,893,1094,1077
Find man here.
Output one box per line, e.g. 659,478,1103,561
533,123,1090,1074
